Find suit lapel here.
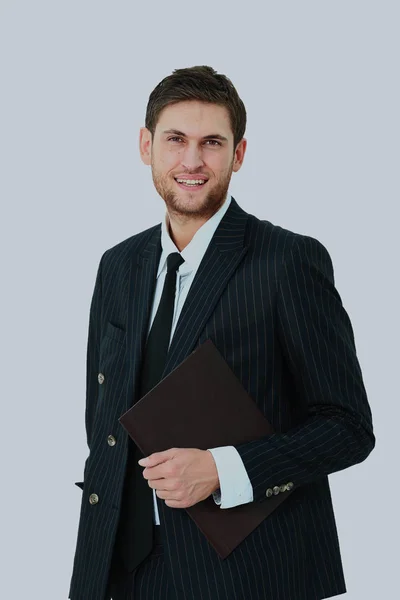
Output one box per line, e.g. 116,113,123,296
164,197,249,377
126,197,249,408
126,226,162,408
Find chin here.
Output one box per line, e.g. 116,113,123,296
153,176,229,219
167,196,210,217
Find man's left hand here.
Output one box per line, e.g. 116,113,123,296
138,448,220,509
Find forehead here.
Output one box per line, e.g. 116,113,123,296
155,100,232,139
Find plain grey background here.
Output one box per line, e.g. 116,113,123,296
1,1,398,598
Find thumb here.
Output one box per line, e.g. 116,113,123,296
138,448,174,466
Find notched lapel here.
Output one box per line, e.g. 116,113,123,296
126,225,162,409
163,197,249,378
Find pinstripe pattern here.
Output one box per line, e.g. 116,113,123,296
108,537,170,599
69,197,375,599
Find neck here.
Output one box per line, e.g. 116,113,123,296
166,195,227,251
167,214,208,252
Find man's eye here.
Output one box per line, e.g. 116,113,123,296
167,137,221,146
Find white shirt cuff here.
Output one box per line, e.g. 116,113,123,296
207,446,253,508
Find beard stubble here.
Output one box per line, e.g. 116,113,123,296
151,158,234,222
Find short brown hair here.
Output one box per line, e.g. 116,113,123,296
145,65,246,149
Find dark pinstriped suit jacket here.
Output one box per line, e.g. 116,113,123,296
69,197,375,600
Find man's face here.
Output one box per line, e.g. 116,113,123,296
140,100,246,220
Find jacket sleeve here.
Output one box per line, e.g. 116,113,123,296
84,252,105,451
234,235,375,504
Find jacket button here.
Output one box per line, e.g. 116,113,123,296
266,488,273,498
107,435,116,446
286,482,294,491
89,493,99,505
98,373,105,384
279,484,287,493
273,486,280,495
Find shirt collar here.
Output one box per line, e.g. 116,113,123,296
157,194,232,278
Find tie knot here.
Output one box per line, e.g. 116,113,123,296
167,252,184,273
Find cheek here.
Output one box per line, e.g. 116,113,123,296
161,151,181,168
206,152,228,170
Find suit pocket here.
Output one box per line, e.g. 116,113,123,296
104,321,126,344
75,481,84,490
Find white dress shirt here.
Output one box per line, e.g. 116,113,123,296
146,193,254,525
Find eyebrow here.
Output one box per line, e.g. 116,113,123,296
162,129,228,142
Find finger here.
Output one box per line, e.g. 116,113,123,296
164,498,189,509
142,459,176,480
138,448,175,467
142,465,166,480
147,478,167,490
155,489,183,501
148,477,178,491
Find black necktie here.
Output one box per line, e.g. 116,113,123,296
117,252,185,572
140,252,185,395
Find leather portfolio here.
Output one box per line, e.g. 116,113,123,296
118,338,293,558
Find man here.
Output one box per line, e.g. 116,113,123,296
69,65,375,600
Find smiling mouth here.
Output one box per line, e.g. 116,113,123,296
174,177,208,190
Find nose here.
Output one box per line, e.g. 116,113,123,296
181,142,205,171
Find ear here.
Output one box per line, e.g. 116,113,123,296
139,127,152,165
232,138,247,173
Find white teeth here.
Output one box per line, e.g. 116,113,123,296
176,179,206,185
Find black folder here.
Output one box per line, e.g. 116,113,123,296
119,339,293,558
